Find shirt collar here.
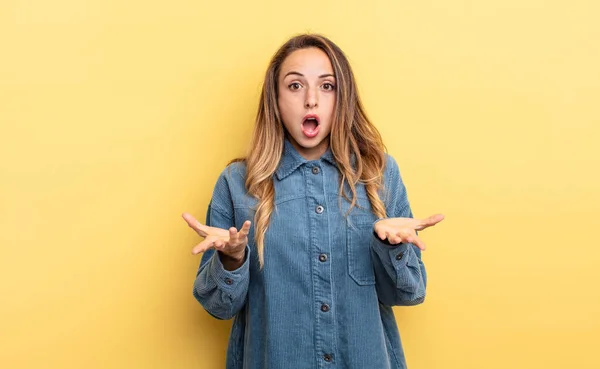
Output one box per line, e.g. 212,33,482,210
275,137,337,180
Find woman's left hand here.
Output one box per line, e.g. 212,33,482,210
373,214,445,250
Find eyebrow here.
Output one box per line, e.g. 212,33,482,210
283,71,335,79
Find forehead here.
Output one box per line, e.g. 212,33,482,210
280,47,334,77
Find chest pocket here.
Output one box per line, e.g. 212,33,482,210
346,212,378,286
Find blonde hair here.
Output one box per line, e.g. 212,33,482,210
232,34,388,267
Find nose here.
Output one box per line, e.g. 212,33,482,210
304,87,318,109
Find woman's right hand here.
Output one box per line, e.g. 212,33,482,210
182,212,251,262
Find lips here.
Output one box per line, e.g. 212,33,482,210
301,114,320,138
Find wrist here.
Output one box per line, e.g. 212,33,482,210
219,247,247,270
228,248,246,262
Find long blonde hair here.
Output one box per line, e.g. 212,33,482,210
232,34,388,267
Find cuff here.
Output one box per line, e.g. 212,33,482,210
372,233,412,266
208,245,250,292
372,221,417,268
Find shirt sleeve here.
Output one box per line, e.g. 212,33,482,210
370,155,427,306
192,168,250,320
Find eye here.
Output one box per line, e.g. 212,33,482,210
289,82,302,91
322,82,336,91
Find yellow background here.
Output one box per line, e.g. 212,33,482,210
1,0,599,368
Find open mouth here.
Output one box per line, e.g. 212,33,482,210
301,114,320,138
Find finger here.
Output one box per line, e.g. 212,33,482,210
238,220,252,238
191,238,216,255
214,239,225,249
409,234,427,251
416,213,445,230
376,230,387,240
388,234,402,244
396,228,411,241
390,230,408,245
392,229,416,246
228,227,238,242
182,212,209,237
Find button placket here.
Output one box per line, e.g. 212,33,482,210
308,163,333,365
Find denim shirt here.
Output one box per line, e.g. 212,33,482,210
193,138,426,369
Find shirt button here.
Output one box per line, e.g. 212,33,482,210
312,167,320,174
321,304,330,312
396,252,404,261
225,278,233,285
319,254,328,262
323,354,333,362
316,205,324,214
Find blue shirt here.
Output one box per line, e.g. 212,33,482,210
193,138,426,369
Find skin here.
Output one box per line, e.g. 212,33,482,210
182,213,250,271
278,47,336,161
182,48,445,270
373,214,445,250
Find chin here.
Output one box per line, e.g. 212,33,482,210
297,136,325,148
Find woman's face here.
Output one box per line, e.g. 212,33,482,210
277,47,337,160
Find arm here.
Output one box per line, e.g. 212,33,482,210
370,155,427,306
192,171,251,320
